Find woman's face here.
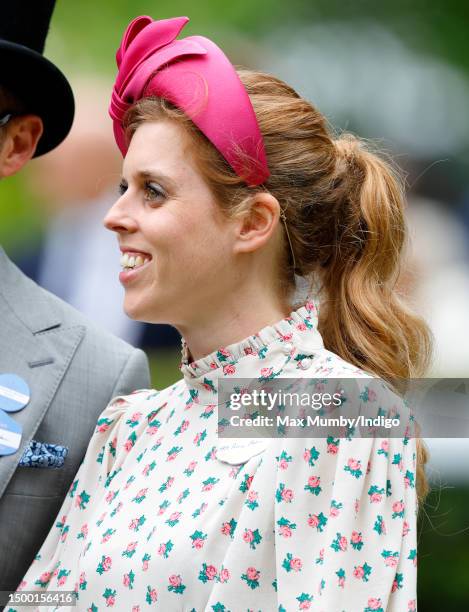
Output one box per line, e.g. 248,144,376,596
104,120,237,325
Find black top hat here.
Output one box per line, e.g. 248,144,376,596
0,0,74,156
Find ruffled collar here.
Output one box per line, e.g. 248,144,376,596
179,300,324,403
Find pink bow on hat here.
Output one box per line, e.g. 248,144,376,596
109,15,269,186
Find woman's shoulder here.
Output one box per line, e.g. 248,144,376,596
312,346,372,378
101,378,186,422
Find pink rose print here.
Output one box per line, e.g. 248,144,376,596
260,367,273,378
169,574,181,587
348,458,360,471
278,458,289,470
351,531,362,544
370,492,383,503
290,557,303,572
124,439,134,452
210,361,218,369
106,595,115,606
247,490,258,502
221,523,231,536
402,521,410,536
279,525,292,538
193,538,205,550
223,364,236,375
296,322,307,331
384,556,398,567
339,536,348,551
354,566,365,579
219,568,230,583
246,567,260,581
367,598,383,610
381,440,389,452
327,443,338,454
393,500,405,514
243,529,254,543
147,588,158,603
218,348,231,358
281,488,294,502
102,556,112,571
205,565,217,580
158,543,167,556
330,505,340,517
308,514,319,528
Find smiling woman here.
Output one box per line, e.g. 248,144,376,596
104,119,250,340
14,14,431,612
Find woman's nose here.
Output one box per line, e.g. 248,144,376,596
103,196,138,234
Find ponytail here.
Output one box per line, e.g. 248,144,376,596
319,134,432,504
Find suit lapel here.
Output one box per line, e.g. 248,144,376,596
0,249,85,498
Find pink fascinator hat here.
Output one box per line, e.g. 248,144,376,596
109,15,269,186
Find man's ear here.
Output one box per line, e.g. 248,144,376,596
0,115,43,178
233,192,281,255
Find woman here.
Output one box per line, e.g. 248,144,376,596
15,15,430,612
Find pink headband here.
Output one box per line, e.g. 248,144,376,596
109,15,269,186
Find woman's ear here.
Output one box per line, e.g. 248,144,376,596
233,192,281,255
0,115,43,178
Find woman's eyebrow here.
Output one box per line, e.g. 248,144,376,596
137,169,177,191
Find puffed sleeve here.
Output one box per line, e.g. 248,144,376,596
17,390,151,594
273,391,417,611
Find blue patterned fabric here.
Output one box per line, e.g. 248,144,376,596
19,440,68,468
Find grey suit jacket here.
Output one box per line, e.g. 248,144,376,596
0,248,151,592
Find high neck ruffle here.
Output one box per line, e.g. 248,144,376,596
178,301,323,402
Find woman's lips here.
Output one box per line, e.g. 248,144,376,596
119,251,153,285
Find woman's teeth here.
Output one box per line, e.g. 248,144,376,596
120,252,151,270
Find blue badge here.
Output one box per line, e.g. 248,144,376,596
0,409,22,455
0,373,31,413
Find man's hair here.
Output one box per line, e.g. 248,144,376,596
0,84,27,115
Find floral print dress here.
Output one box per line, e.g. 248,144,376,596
13,302,417,612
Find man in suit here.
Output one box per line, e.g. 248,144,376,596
0,1,150,593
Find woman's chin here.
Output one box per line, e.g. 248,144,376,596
123,296,170,324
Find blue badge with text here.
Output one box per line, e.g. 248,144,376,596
0,373,31,413
0,409,22,455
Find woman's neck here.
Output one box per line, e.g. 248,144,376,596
177,292,291,363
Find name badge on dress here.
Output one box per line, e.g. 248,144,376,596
216,438,268,465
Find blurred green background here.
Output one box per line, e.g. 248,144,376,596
1,1,469,608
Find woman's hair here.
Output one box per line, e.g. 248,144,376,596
124,69,432,504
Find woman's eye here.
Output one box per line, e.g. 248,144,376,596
144,181,166,202
118,180,128,195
